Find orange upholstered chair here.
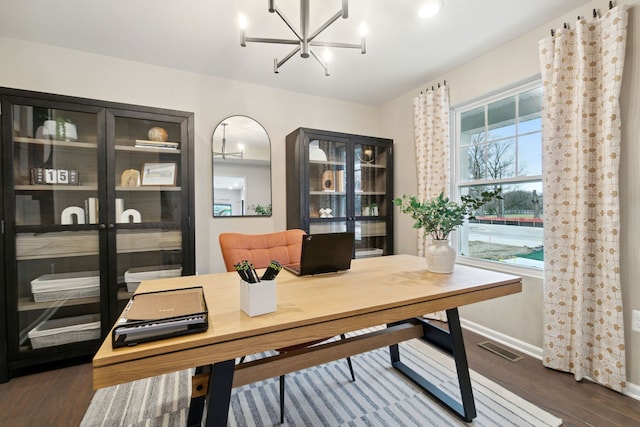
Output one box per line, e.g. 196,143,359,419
218,229,355,424
219,229,305,272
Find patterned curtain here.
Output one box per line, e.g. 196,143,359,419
413,84,450,256
538,6,628,392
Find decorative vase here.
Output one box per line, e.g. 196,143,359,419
426,239,456,273
43,120,78,141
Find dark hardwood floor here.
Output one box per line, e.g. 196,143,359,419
1,328,639,426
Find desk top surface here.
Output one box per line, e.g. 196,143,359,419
94,255,521,374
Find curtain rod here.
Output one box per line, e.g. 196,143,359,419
419,80,447,95
549,1,614,36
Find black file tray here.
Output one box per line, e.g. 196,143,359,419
112,286,209,348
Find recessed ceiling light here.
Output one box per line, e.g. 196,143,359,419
418,0,444,19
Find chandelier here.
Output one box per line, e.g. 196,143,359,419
239,0,367,76
213,123,244,160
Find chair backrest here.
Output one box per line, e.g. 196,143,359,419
218,229,306,272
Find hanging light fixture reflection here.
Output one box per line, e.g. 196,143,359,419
239,0,367,76
213,123,244,160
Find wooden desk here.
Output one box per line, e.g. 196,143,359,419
93,255,521,426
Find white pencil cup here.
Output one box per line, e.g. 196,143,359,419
240,279,277,317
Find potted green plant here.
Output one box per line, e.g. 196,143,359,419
43,117,78,141
248,203,272,216
393,189,501,273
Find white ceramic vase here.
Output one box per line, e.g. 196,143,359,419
426,239,456,273
43,120,78,141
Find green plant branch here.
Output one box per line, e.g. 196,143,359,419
393,189,502,240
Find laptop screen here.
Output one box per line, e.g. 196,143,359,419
286,232,355,276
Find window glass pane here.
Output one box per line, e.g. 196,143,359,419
517,132,542,176
519,87,542,119
519,117,541,134
455,81,543,269
460,144,486,181
487,139,516,179
459,182,543,268
460,106,485,146
488,97,515,141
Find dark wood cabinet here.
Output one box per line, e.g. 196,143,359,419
0,88,194,381
286,128,393,258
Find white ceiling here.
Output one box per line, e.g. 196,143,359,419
0,0,591,106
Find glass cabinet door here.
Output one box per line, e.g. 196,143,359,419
307,137,349,235
8,102,103,355
286,127,393,259
353,141,390,258
109,113,186,318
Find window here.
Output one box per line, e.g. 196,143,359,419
453,79,543,269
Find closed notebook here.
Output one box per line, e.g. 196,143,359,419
112,287,208,347
126,287,206,321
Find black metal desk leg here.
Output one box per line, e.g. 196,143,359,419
388,311,477,422
445,308,476,421
187,366,208,427
204,359,235,427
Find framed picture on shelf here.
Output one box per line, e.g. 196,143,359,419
141,162,177,186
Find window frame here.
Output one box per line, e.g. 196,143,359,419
451,76,544,279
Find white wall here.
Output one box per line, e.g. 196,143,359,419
381,0,640,390
0,36,385,275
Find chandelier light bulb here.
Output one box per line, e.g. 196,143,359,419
418,0,444,19
359,22,368,37
237,143,245,151
323,48,332,63
238,13,248,30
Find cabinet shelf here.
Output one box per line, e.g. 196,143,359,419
116,185,181,192
13,136,97,149
15,184,98,191
359,163,386,169
309,191,346,196
115,144,181,154
18,295,99,312
16,230,182,260
309,160,344,166
355,191,387,196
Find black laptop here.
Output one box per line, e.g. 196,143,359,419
284,232,355,276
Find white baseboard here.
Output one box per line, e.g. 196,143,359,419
460,318,543,360
460,318,640,402
624,382,640,401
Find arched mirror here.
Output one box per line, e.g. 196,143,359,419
212,115,271,217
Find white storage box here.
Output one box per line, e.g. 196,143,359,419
240,279,276,317
124,265,182,292
30,271,100,302
28,314,101,349
355,248,384,258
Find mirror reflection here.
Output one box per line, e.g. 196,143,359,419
212,116,271,217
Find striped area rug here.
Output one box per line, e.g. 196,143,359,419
81,338,562,427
